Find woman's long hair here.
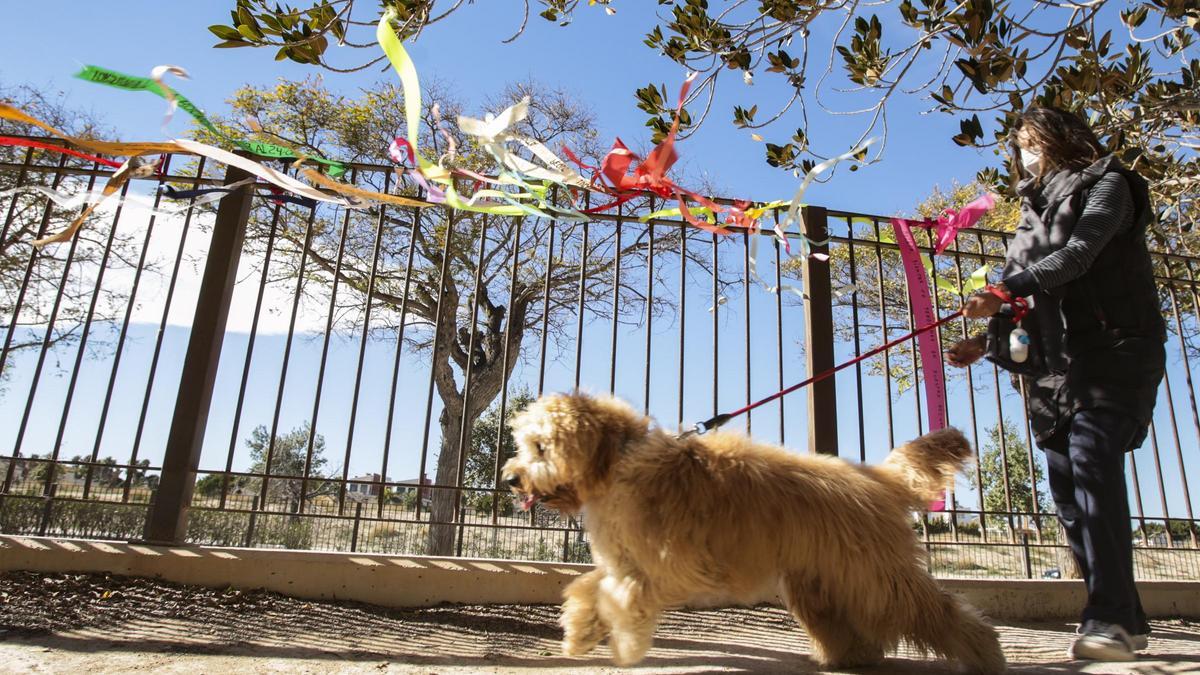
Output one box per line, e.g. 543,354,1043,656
1012,106,1105,176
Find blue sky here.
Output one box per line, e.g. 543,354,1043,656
1,2,1197,523
0,1,988,214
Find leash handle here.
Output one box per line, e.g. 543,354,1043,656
984,284,1030,323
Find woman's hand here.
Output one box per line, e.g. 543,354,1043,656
946,334,987,368
961,284,1006,319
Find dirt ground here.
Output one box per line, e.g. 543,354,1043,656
1,572,1197,674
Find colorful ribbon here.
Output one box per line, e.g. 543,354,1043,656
889,193,996,512
891,192,998,255
75,64,348,178
891,217,949,510
0,136,123,168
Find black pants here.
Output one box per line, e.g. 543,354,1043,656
1042,408,1149,635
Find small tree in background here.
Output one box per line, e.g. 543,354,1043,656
464,388,536,516
979,419,1052,534
245,422,336,512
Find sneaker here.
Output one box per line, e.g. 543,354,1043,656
1069,621,1136,662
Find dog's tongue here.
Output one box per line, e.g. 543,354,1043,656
520,494,538,511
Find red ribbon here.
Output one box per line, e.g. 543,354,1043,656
0,135,123,168
568,75,733,235
984,284,1030,323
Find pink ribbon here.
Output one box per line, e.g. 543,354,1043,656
891,218,950,511
888,192,996,512
893,192,997,254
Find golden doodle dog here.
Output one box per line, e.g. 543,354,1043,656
502,392,1006,673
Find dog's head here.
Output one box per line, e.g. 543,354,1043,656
501,392,648,514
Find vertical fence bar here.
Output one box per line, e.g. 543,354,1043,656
676,218,685,428
611,203,623,396
490,215,523,523
259,207,319,512
0,152,69,393
307,182,355,515
7,163,97,492
743,230,752,434
0,145,36,245
218,201,280,510
87,155,194,501
345,178,390,510
575,214,589,389
415,206,457,521
43,179,133,495
963,233,989,541
537,217,556,396
774,226,786,446
1146,418,1173,548
643,212,655,415
1163,278,1198,546
847,217,866,462
143,162,255,544
453,214,490,556
351,502,363,552
380,207,422,519
872,219,896,449
800,206,837,455
712,231,720,417
124,162,208,502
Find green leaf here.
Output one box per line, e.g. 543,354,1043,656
208,24,243,41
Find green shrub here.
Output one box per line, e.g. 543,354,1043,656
0,495,44,534
0,496,146,540
187,509,251,546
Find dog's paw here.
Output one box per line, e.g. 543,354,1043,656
608,631,651,667
826,650,885,669
562,634,602,657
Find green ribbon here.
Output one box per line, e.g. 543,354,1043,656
75,65,347,177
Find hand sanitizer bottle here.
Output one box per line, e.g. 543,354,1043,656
1010,327,1030,363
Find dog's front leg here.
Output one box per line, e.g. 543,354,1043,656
596,572,661,666
561,569,609,656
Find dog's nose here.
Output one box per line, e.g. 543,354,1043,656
505,474,521,488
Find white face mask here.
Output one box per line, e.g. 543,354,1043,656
1021,148,1043,175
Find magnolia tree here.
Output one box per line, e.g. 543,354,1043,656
210,1,1197,243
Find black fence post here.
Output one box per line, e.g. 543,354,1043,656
37,483,57,536
800,206,838,455
245,495,260,547
143,162,255,544
351,503,363,552
1021,532,1033,579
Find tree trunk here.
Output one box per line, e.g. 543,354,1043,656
427,407,465,556
423,295,529,557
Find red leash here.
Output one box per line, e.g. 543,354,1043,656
683,309,965,437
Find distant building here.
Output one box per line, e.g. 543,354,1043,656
346,473,389,501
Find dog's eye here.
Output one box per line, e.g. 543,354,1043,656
536,443,545,457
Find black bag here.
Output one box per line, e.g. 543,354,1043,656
985,307,1045,376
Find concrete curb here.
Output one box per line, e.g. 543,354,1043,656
2,535,1198,620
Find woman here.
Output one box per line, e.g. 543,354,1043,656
946,106,1166,662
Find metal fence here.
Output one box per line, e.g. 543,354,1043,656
1,138,1197,580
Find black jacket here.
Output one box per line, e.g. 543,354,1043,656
992,156,1165,447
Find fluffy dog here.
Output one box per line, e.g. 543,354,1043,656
502,392,1006,673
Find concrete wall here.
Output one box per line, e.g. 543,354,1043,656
2,535,1198,620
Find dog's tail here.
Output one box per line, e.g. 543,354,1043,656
878,427,973,503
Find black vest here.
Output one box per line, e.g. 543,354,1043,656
1004,156,1165,444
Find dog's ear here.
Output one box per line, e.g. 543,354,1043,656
569,392,648,483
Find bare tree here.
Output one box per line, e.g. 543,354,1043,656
0,83,152,388
198,77,718,554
